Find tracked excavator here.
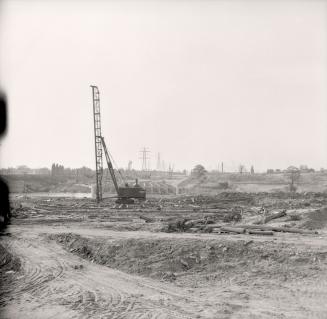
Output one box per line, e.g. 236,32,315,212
91,85,146,204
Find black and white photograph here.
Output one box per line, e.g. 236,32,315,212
0,0,327,318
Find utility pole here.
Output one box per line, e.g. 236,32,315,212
157,153,161,171
168,163,174,179
139,147,150,171
91,85,103,203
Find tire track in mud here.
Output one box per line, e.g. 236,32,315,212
1,234,197,319
67,270,192,319
0,238,69,314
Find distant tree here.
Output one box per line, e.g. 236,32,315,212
191,164,207,178
51,163,55,176
285,167,301,192
238,165,246,174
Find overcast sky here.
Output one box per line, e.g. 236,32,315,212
0,0,326,172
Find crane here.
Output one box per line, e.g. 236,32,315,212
91,85,146,204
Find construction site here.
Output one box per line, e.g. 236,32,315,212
0,85,327,319
1,1,327,318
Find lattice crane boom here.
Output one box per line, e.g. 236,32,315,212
90,85,146,204
91,85,103,202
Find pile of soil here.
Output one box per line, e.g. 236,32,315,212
50,233,327,287
301,207,327,229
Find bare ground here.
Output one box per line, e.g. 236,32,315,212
1,194,327,318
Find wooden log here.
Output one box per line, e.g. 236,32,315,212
220,226,245,234
270,227,318,235
263,210,286,223
238,224,318,235
248,230,274,236
253,210,287,224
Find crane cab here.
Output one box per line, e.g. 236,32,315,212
116,179,146,204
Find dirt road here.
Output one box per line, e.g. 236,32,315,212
1,224,327,318
1,226,221,319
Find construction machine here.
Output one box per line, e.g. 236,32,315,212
91,85,146,204
101,136,146,204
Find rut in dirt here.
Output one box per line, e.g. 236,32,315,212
0,233,211,319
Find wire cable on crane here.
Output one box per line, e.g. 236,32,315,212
106,149,127,185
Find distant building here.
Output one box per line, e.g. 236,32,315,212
32,168,51,175
16,165,32,175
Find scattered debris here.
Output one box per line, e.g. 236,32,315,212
162,271,176,281
139,215,155,223
73,264,84,270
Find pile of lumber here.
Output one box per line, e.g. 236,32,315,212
186,222,318,236
161,208,318,236
206,224,318,236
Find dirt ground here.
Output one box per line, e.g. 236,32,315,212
1,193,327,318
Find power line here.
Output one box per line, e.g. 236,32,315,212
139,147,150,171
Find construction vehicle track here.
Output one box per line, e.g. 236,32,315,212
0,227,218,319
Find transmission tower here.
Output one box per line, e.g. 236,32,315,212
91,85,103,202
139,147,150,171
